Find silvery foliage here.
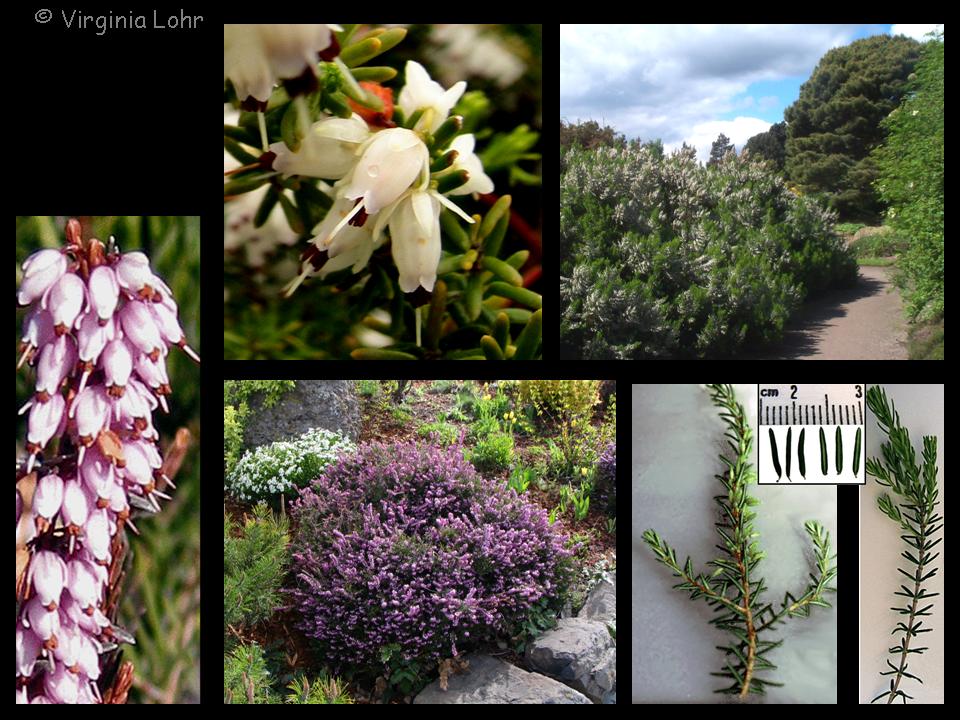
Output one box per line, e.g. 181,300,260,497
560,141,857,359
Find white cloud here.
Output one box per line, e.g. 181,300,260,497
561,24,862,160
890,24,943,41
672,117,773,164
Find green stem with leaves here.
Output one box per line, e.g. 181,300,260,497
865,385,942,704
642,384,837,698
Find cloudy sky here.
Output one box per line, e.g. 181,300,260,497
560,24,942,163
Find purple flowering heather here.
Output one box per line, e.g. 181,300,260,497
288,439,573,673
594,441,617,515
16,219,199,704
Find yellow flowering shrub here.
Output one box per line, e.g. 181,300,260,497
518,380,600,425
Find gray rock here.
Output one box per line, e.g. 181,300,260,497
413,654,592,704
526,617,616,704
243,380,361,448
579,575,616,623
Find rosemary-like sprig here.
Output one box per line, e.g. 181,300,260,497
865,385,942,705
642,384,837,699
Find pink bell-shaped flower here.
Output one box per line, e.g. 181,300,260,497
30,550,67,609
25,596,60,645
16,625,41,678
114,251,155,295
53,629,81,669
18,249,67,306
101,337,134,396
42,272,87,334
84,511,112,563
80,451,114,503
44,663,81,704
32,472,64,524
134,350,170,393
120,301,164,358
61,478,91,531
72,386,110,437
109,480,132,516
67,559,101,615
35,334,77,399
122,441,154,487
76,634,100,680
87,265,120,324
76,310,114,364
26,394,66,472
149,300,185,345
19,308,55,369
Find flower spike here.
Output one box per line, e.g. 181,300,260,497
16,219,195,703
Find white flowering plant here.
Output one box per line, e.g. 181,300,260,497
560,133,858,359
225,24,542,360
225,428,356,503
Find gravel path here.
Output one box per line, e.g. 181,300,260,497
749,265,908,360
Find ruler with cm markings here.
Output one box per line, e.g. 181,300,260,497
758,384,865,426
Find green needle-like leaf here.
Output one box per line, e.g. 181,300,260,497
488,282,541,310
643,385,836,698
865,385,942,704
511,309,541,360
480,255,524,286
349,65,398,83
479,335,504,360
819,427,828,475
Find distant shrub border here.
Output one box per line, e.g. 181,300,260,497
560,141,857,359
287,439,573,673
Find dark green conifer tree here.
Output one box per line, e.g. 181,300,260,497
784,34,921,222
707,133,735,167
744,122,787,172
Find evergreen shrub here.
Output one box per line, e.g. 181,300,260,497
560,142,858,358
470,431,514,471
287,440,573,673
224,504,290,634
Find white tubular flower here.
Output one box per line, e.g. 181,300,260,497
387,190,442,293
319,229,376,279
270,114,371,179
257,25,337,78
342,128,429,215
225,104,299,267
311,195,372,250
315,196,383,278
223,25,275,104
398,60,467,133
447,134,494,196
284,194,379,295
224,24,340,103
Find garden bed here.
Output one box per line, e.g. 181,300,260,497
224,380,616,704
